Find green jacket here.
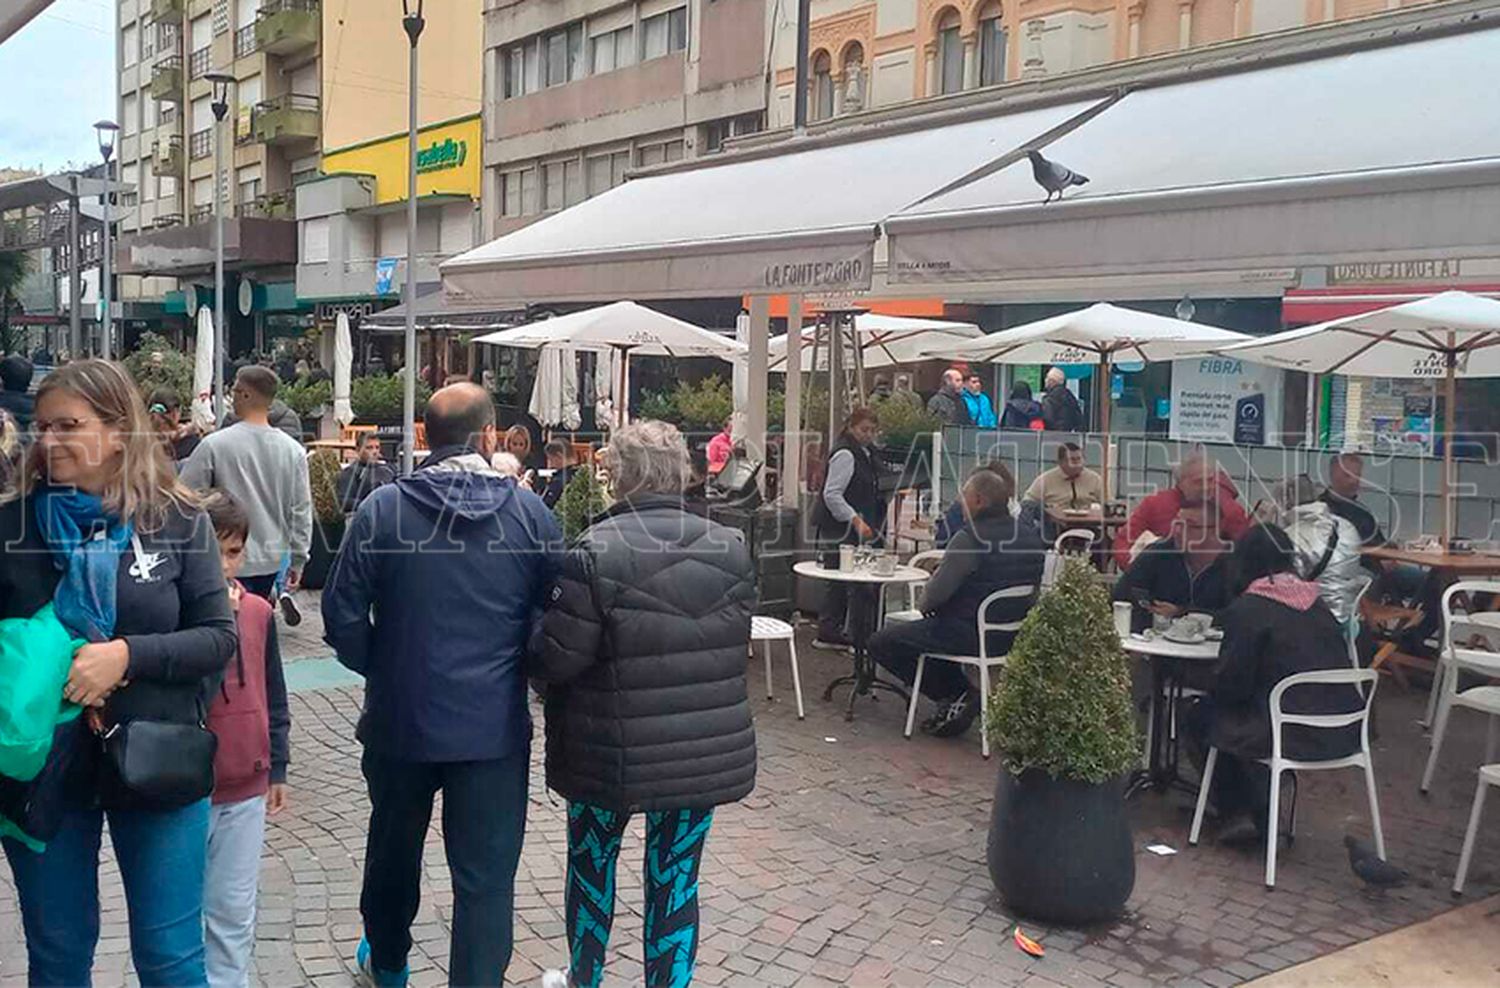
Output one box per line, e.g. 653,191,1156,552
0,603,83,783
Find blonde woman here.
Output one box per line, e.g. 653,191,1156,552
0,360,236,985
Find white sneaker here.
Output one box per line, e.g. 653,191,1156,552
539,969,571,988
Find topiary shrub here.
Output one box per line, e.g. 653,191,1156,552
282,379,332,420
672,375,734,432
351,374,431,422
986,558,1138,784
871,393,942,449
123,332,195,406
307,448,343,525
555,466,610,542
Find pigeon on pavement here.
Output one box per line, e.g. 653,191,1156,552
1026,149,1090,202
1344,835,1408,890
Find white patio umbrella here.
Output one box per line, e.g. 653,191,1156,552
1214,290,1500,544
190,306,216,433
474,301,746,427
333,311,354,428
923,303,1251,495
529,347,582,430
767,313,983,372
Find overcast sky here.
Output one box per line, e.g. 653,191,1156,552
0,0,115,174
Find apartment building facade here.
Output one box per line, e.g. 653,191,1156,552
479,0,772,239
294,0,484,327
769,0,1443,125
115,0,321,350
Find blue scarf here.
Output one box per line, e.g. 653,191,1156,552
33,489,134,643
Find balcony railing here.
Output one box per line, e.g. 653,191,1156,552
189,129,212,161
252,93,319,145
150,55,184,102
240,190,295,221
255,0,319,57
189,46,211,79
234,25,259,59
153,212,184,229
189,205,214,225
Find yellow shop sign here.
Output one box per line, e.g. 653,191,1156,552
322,115,481,205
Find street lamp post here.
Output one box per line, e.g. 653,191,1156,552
401,1,425,475
94,121,119,359
206,72,235,424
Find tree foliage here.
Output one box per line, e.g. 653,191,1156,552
986,559,1139,784
122,332,195,406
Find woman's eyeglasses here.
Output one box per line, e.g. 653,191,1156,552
31,416,103,437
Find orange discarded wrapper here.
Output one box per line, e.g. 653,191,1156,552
1014,927,1045,958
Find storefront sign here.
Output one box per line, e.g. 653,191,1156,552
1170,357,1283,446
316,301,378,321
375,257,398,296
1328,259,1463,285
415,138,467,175
763,257,866,291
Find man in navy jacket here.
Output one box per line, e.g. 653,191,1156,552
322,382,561,988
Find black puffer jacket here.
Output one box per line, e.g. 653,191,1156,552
535,495,757,812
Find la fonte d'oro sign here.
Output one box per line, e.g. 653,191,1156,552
763,257,867,290
416,138,467,175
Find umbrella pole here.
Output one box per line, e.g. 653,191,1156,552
616,345,629,431
1100,352,1113,502
1309,373,1321,449
1442,343,1456,546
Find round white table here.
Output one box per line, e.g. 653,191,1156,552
794,561,931,720
1120,631,1221,796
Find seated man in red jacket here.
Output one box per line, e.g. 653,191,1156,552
1112,451,1250,570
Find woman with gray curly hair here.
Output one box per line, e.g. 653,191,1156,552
535,419,757,988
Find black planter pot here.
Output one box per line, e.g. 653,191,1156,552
300,517,346,591
987,768,1135,926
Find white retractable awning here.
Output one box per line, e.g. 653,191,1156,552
885,26,1500,287
441,98,1100,304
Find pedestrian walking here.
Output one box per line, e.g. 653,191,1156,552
926,368,973,427
961,372,998,428
535,420,757,988
322,383,562,988
201,490,291,988
1040,367,1085,432
181,366,312,620
0,359,237,986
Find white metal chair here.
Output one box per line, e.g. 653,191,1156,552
1453,763,1500,895
1425,581,1500,730
1189,667,1384,889
750,616,804,719
1420,630,1500,795
882,550,945,626
902,584,1036,759
1041,529,1096,590
1347,575,1374,679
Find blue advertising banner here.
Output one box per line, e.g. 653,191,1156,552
375,258,398,296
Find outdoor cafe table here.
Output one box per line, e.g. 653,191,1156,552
793,560,930,721
1120,631,1221,797
1361,545,1500,578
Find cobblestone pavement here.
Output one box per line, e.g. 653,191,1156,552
2,592,1498,987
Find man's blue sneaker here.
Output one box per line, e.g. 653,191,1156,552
356,937,410,987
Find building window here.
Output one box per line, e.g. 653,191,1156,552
542,23,584,87
641,7,687,61
302,217,330,264
842,43,866,112
501,169,538,217
811,51,833,121
122,23,139,67
542,159,584,211
635,139,684,169
236,165,262,208
503,41,540,98
122,93,139,137
938,11,963,95
586,151,630,196
142,17,155,59
979,8,1006,87
704,112,763,153
590,25,633,74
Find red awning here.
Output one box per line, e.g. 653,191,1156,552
1282,285,1500,324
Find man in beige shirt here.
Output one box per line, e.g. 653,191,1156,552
1024,442,1104,513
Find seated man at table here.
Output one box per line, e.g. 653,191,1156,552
869,469,1046,738
1113,500,1233,631
935,461,1020,548
1112,450,1251,569
1320,452,1386,548
538,440,575,509
1184,524,1363,846
1022,441,1104,539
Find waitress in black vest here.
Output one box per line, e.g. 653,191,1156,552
813,407,886,649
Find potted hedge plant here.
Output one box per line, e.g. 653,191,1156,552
351,374,431,426
554,466,610,542
300,449,345,591
984,557,1139,925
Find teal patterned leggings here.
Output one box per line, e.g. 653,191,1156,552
565,803,714,988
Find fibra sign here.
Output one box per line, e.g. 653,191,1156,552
416,138,467,175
